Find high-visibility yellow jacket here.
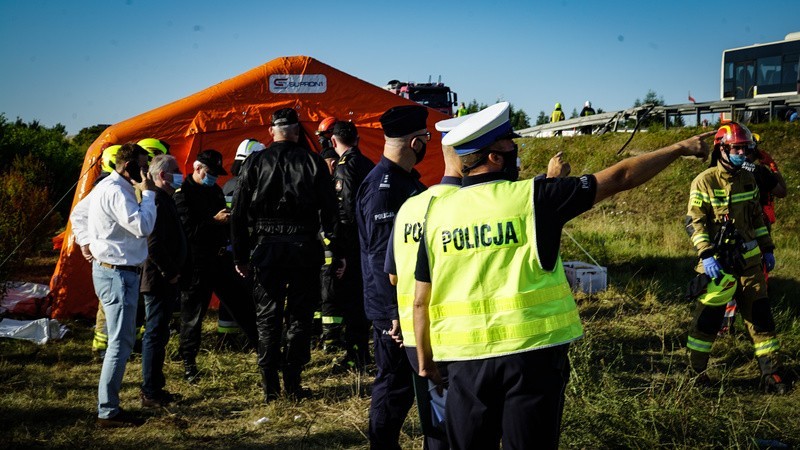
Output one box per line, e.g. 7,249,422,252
422,179,582,361
393,183,459,348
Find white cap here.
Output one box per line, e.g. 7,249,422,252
441,102,520,155
235,139,266,161
434,113,474,136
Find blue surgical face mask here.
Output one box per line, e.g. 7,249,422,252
170,173,183,189
202,173,218,186
728,153,746,167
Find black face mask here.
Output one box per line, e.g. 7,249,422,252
491,147,519,181
413,140,427,165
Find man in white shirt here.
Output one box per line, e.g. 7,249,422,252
71,143,156,427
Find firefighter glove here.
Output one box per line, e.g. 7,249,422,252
702,256,722,280
764,252,775,272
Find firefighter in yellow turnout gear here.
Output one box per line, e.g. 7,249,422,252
684,122,787,394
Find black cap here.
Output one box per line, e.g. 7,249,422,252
196,149,228,176
320,147,338,160
380,105,428,137
271,108,299,126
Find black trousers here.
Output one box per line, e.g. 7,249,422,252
179,252,257,362
405,346,450,450
445,345,571,450
253,265,319,375
369,319,415,450
337,257,370,362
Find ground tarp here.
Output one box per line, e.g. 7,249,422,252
49,56,448,320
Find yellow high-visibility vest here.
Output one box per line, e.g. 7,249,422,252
393,184,460,348
423,178,582,361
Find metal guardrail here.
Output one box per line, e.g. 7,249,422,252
516,94,800,137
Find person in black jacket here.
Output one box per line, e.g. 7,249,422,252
174,149,257,383
328,121,375,372
230,108,341,401
140,154,187,407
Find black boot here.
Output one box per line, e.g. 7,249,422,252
260,368,280,403
183,359,200,384
283,369,311,401
321,323,344,353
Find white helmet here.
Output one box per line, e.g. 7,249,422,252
584,101,591,108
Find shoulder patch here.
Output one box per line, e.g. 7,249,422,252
379,173,391,190
373,211,396,222
713,189,726,197
691,198,703,207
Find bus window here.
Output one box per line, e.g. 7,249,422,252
723,61,735,98
734,62,755,98
757,56,781,86
782,55,799,84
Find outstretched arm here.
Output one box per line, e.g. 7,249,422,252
593,131,714,204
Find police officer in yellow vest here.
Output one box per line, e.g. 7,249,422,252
414,102,712,449
385,113,469,449
684,122,786,394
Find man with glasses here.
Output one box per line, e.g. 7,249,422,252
356,105,429,449
413,102,712,448
139,154,186,408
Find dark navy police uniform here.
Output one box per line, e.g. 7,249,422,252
356,155,426,449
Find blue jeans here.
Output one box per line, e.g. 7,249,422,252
141,284,178,397
92,262,140,419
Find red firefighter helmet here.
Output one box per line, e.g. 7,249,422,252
316,117,338,136
715,122,754,149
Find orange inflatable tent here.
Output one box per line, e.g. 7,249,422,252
50,55,448,320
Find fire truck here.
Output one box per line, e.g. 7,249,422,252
384,77,458,117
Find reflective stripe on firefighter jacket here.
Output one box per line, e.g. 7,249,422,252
422,178,582,361
686,163,773,268
393,183,459,348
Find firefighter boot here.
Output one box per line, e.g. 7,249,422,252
260,368,280,403
758,355,789,395
321,323,344,354
688,349,712,387
283,368,311,401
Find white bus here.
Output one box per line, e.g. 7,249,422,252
721,32,800,100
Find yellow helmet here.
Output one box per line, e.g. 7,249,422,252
697,272,737,306
137,138,169,160
555,103,562,109
101,145,121,173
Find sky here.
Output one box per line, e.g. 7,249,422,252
1,0,798,135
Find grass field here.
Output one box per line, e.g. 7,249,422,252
1,123,798,449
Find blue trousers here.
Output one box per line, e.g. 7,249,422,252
92,262,140,419
141,283,178,397
369,319,414,450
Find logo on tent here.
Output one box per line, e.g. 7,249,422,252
269,74,327,94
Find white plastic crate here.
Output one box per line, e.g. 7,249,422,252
563,261,607,294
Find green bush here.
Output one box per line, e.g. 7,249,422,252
0,155,61,286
